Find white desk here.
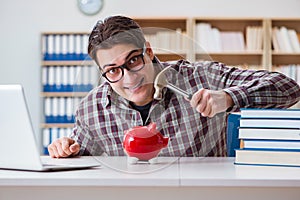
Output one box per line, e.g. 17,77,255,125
1,156,300,200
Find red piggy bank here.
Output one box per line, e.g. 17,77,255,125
123,123,169,164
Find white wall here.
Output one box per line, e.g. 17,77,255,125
0,0,300,143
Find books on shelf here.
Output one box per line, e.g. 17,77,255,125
42,33,91,60
143,28,188,53
194,22,262,53
275,64,300,86
272,26,300,53
43,127,73,155
42,65,99,92
235,108,300,167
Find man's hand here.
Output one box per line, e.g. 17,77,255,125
190,89,233,117
48,137,80,158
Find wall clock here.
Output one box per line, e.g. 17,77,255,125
77,0,104,16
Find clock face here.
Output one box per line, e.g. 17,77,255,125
77,0,104,15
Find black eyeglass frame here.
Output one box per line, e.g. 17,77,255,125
101,45,147,83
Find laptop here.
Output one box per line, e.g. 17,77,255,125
0,84,100,171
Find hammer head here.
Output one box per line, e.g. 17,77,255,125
153,66,171,100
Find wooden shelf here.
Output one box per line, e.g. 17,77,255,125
41,60,96,66
41,123,74,128
272,54,300,65
41,92,88,97
196,53,263,66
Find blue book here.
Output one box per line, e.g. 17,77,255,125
226,113,241,157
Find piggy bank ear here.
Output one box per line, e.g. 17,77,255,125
147,122,157,133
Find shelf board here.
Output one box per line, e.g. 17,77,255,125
42,32,89,35
41,123,74,128
196,51,263,56
133,18,187,31
196,52,263,66
272,52,300,56
41,92,88,97
156,53,186,62
272,53,300,65
41,60,96,66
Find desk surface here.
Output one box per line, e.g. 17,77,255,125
1,156,300,187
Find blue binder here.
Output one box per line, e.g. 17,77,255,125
226,113,241,157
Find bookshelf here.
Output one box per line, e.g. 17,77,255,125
40,17,300,154
270,18,300,67
192,17,267,69
41,32,99,154
269,19,300,108
133,18,194,61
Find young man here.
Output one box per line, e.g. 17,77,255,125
48,15,300,158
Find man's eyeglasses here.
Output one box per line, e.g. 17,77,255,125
101,46,146,83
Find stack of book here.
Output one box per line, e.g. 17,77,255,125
234,108,300,167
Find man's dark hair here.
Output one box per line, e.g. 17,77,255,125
88,15,146,62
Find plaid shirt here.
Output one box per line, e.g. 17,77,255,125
71,59,300,157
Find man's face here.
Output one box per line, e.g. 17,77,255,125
96,43,156,106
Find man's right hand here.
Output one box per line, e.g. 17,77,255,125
48,137,80,158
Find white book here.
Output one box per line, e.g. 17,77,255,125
62,66,68,86
195,23,212,52
48,66,55,86
272,27,280,52
235,149,300,167
68,34,75,54
43,129,50,148
66,97,73,119
241,139,300,150
50,128,58,143
61,34,68,54
82,66,90,85
240,118,300,128
83,34,89,55
42,67,48,85
42,35,47,55
220,31,245,52
279,26,293,52
288,29,300,53
55,67,61,86
75,66,82,85
90,65,99,86
69,66,75,85
240,108,300,119
239,128,300,140
52,97,59,118
54,34,61,54
255,27,263,51
47,35,54,54
245,26,253,51
297,64,300,86
59,98,65,117
211,28,222,52
44,98,52,117
66,128,72,137
75,34,82,54
58,128,67,138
